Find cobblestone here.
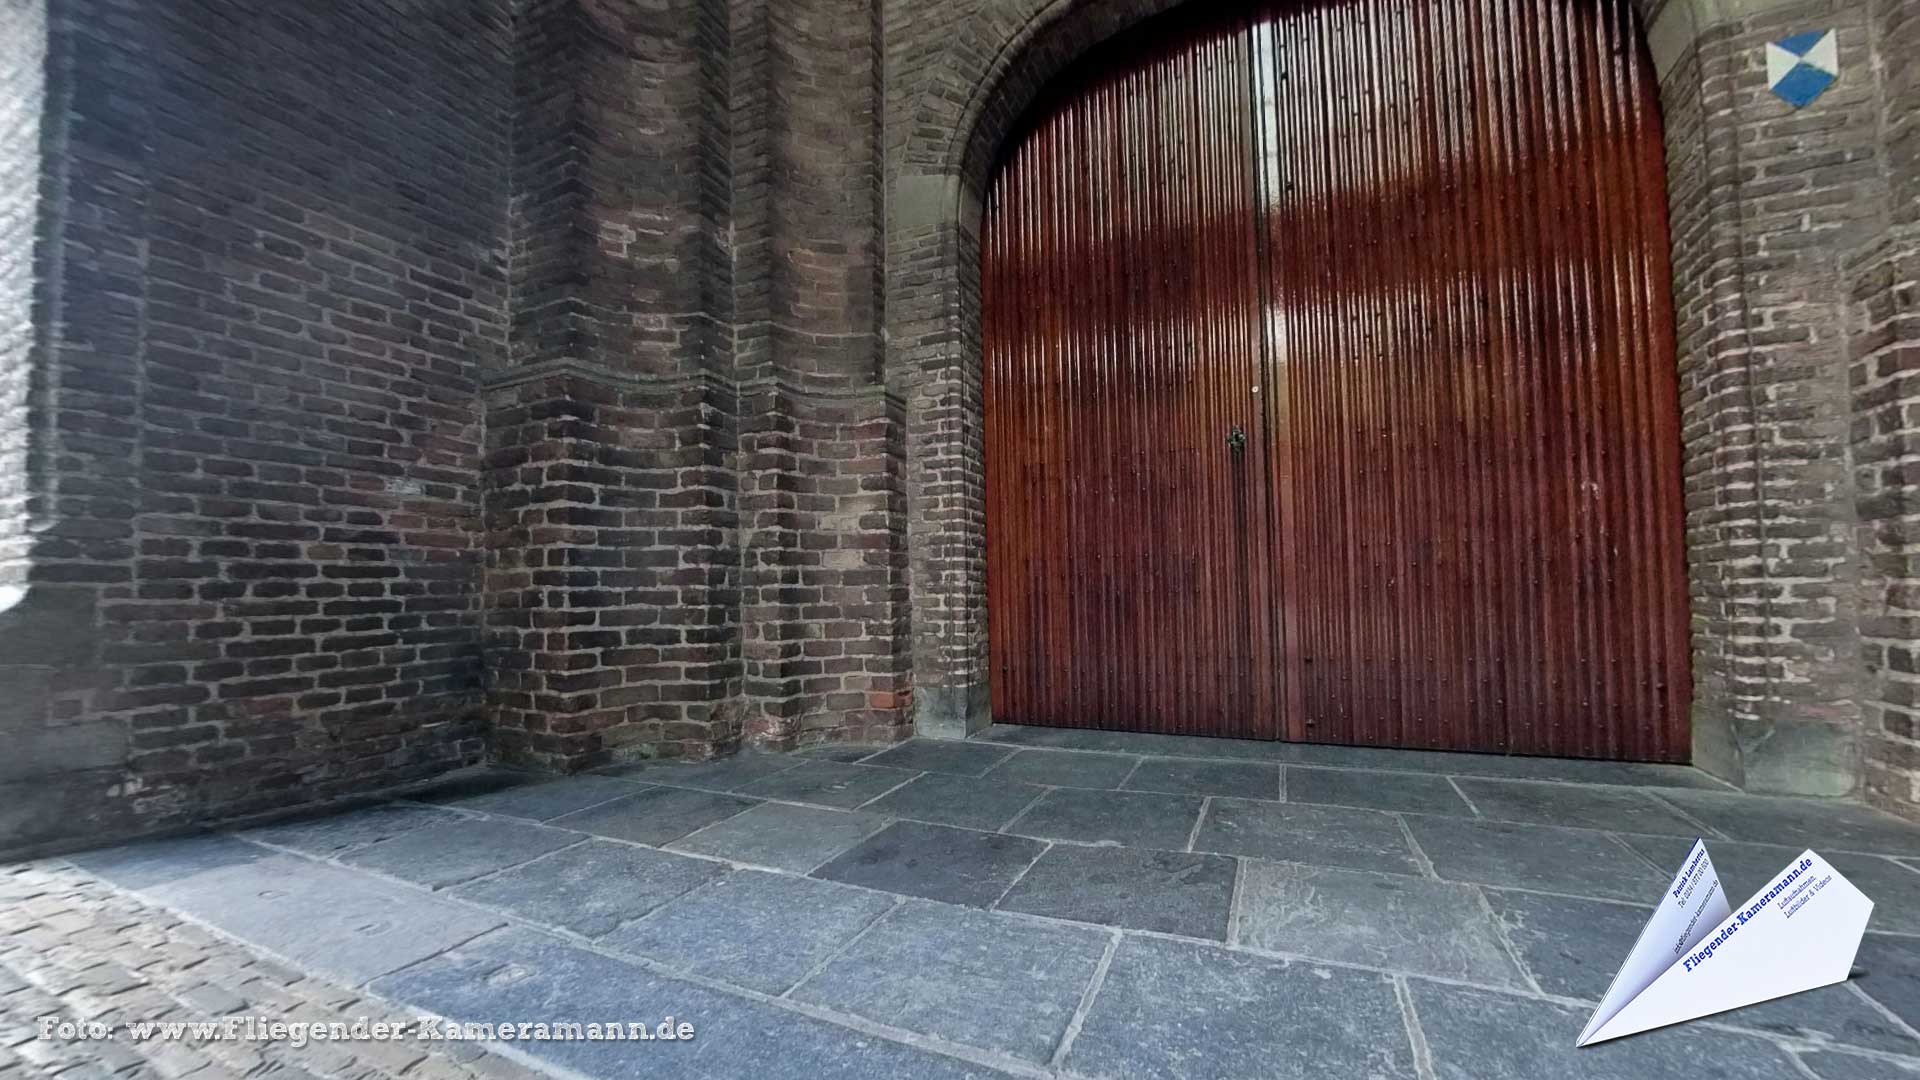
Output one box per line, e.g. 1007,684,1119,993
0,863,546,1080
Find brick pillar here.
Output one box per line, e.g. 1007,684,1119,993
1850,0,1920,817
487,0,742,769
0,0,130,846
484,373,738,768
894,182,992,739
730,0,908,750
1655,0,1888,794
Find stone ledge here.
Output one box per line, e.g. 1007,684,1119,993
1648,0,1830,77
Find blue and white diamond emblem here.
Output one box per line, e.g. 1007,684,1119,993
1766,29,1838,108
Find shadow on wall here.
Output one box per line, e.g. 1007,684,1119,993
0,0,88,849
0,0,142,851
1,0,507,857
0,0,35,631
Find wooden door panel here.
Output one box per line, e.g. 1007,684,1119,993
982,0,1688,760
984,28,1273,739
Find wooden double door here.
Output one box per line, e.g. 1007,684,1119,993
981,0,1691,760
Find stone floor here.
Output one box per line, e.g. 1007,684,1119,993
23,724,1920,1079
0,862,541,1080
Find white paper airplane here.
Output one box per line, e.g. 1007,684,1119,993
1578,839,1874,1046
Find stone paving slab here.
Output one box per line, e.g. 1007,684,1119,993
1195,799,1421,874
1453,778,1708,837
795,744,891,764
418,775,642,822
448,838,722,938
1007,788,1205,851
67,833,271,890
1618,833,1920,935
668,802,887,872
39,740,1920,1080
594,754,804,792
1481,887,1646,998
863,773,1048,832
983,748,1142,789
860,740,1015,777
600,870,896,995
793,900,1108,1064
547,786,759,846
995,845,1236,940
341,818,580,889
1857,933,1920,1031
1234,861,1525,987
90,846,505,986
1122,758,1280,800
1725,985,1920,1056
973,726,1735,789
0,863,541,1080
1411,981,1807,1079
978,724,1280,762
737,761,920,809
1063,935,1417,1080
1648,789,1920,856
1402,815,1664,901
1799,1051,1920,1080
1275,742,1735,789
1482,888,1918,1055
369,926,1003,1080
399,768,540,803
1283,766,1476,817
243,803,469,857
814,821,1047,908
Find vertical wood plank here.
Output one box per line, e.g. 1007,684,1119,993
981,0,1689,760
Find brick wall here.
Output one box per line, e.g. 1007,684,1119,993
484,0,911,770
884,0,1192,737
484,0,745,772
1852,0,1920,813
731,0,908,751
7,0,1919,853
1661,40,1739,775
1661,0,1887,796
0,0,511,853
1652,0,1920,814
484,372,739,768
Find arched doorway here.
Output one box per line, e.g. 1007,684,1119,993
981,0,1690,759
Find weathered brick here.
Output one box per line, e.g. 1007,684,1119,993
0,0,503,853
5,0,1918,861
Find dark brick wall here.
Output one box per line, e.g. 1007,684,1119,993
484,372,739,768
483,0,910,771
1852,0,1920,813
0,0,511,852
732,0,907,751
1662,0,1888,797
1661,41,1738,777
7,0,1919,853
485,0,745,772
1652,0,1920,816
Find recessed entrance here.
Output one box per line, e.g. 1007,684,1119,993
982,0,1689,760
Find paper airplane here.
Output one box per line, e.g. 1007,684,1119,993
1578,839,1874,1046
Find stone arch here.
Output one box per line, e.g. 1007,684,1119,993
888,0,1680,740
887,0,1892,804
889,0,1218,737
